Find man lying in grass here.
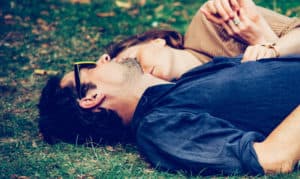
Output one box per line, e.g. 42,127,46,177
38,0,300,176
39,54,300,176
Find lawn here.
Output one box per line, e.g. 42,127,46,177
1,0,300,178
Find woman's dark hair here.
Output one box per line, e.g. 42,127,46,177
38,76,133,145
107,29,184,58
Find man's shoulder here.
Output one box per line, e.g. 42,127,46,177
179,56,240,80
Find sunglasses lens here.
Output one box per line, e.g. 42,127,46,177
73,62,96,99
80,64,96,69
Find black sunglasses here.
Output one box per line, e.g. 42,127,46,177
73,61,97,99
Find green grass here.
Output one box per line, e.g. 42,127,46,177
0,0,300,178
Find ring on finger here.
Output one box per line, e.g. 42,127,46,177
233,17,240,25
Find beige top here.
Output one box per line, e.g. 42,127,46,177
184,7,300,63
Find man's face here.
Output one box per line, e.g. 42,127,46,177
60,58,148,123
61,57,143,101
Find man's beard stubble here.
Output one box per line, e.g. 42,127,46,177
119,58,144,83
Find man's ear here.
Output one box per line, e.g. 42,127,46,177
152,38,166,46
78,93,105,109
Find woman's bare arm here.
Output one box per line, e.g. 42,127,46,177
242,28,300,62
253,105,300,174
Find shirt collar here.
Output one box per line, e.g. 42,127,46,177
130,56,241,133
130,84,174,133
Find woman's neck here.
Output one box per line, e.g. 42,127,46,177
171,49,203,79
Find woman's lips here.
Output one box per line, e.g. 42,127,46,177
149,66,155,75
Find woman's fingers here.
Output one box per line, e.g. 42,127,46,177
238,8,252,30
226,9,249,37
256,48,267,60
229,0,240,10
202,0,244,20
221,21,234,36
242,46,256,62
214,0,230,20
207,0,218,14
227,14,241,35
201,8,224,25
220,0,235,18
242,45,277,62
201,0,254,38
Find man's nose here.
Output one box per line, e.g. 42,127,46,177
96,54,111,65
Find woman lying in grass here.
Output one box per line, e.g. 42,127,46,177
95,0,300,82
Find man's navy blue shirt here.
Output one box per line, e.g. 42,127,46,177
131,56,300,176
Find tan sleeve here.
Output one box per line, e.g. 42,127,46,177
184,6,300,62
258,7,300,37
184,8,247,62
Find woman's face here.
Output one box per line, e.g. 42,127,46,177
113,39,176,81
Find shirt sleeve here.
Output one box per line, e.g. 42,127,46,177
135,111,265,176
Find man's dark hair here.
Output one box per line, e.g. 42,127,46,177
38,76,133,145
107,29,184,58
38,29,183,145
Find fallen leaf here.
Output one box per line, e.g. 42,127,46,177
182,10,189,20
105,145,115,152
11,175,30,179
37,18,47,25
151,21,158,27
128,9,139,16
34,69,59,75
41,43,49,48
285,6,300,16
0,138,18,144
32,140,37,148
155,5,164,12
4,14,15,24
32,29,40,35
70,0,91,4
115,0,132,9
0,78,5,83
139,0,146,6
168,17,176,23
173,2,181,6
21,66,30,70
40,10,50,16
158,22,171,29
96,12,116,17
4,14,13,20
39,49,48,54
46,70,59,75
286,10,292,16
40,24,50,31
143,168,154,174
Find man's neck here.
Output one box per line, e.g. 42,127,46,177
114,74,170,125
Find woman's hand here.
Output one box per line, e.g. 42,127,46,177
242,44,278,62
200,0,278,45
200,0,240,22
